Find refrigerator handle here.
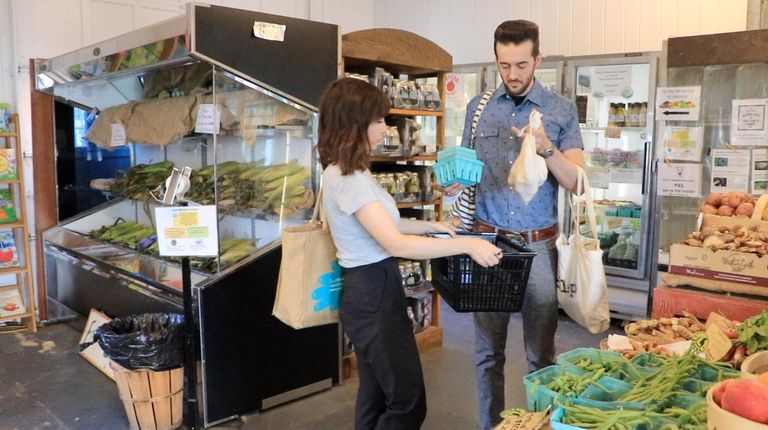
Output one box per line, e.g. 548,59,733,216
641,140,652,195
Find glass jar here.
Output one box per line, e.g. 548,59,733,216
394,80,419,109
420,82,441,110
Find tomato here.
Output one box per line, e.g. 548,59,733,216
0,248,14,263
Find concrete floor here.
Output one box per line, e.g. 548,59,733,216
0,302,613,430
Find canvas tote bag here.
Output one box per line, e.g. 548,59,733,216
555,167,610,334
273,180,342,329
448,89,494,231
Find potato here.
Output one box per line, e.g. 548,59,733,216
701,204,719,215
728,191,744,208
720,196,730,208
704,192,722,207
718,205,734,216
735,202,754,217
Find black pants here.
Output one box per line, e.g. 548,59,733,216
341,258,426,430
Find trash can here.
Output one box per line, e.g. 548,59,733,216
95,313,185,430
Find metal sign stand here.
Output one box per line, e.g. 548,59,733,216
153,167,200,429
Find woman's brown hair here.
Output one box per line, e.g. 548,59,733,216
317,77,390,175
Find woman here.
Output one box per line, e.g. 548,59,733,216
318,77,503,429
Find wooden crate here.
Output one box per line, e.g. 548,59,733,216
652,284,768,322
110,361,183,430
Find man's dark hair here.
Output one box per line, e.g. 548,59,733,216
494,20,540,57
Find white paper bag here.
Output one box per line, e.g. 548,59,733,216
508,110,548,203
556,167,610,334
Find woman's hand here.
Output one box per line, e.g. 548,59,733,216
433,181,465,197
461,238,503,267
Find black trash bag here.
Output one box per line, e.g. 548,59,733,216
93,313,184,371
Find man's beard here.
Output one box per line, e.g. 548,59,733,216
505,75,534,96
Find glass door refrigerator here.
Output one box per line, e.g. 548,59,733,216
652,31,768,301
564,53,660,319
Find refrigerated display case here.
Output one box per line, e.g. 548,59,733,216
35,3,339,426
565,53,659,318
652,30,768,296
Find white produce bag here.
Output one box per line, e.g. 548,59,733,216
555,167,610,334
507,110,549,203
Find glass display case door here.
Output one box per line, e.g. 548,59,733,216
565,54,658,281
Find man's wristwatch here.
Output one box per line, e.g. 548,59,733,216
539,142,556,159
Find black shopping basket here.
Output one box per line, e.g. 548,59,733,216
431,233,536,312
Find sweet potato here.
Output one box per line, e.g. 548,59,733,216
720,378,768,424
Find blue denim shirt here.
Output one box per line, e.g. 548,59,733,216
461,80,583,231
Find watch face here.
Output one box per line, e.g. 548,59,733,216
543,147,555,158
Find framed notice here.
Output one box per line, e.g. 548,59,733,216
658,163,702,197
711,149,750,192
730,99,768,146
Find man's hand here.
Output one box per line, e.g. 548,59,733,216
511,124,553,154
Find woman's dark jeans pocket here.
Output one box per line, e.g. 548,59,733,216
341,264,388,314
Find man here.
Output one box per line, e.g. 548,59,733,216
444,20,585,430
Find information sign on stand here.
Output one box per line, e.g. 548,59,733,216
155,199,218,430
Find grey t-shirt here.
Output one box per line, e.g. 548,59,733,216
322,165,400,268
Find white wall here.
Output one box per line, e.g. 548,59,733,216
373,0,749,65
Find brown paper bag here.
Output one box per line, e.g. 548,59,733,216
272,182,341,329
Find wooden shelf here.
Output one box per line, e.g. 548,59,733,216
0,266,28,276
396,200,440,209
0,284,21,292
342,29,452,76
0,179,22,185
0,310,34,322
371,155,436,162
0,132,18,138
0,222,26,229
405,282,434,298
389,108,443,117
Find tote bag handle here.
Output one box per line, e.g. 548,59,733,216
571,167,599,249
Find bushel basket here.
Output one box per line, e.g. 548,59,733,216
431,233,536,312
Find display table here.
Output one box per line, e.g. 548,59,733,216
652,284,768,321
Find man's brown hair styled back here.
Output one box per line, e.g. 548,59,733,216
494,20,540,57
317,77,390,175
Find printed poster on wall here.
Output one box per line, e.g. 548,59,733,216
655,86,701,121
753,148,768,193
444,73,466,110
155,205,219,257
591,66,632,97
731,99,768,146
658,163,702,197
711,149,750,192
660,125,703,162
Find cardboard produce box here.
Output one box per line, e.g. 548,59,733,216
666,214,768,296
